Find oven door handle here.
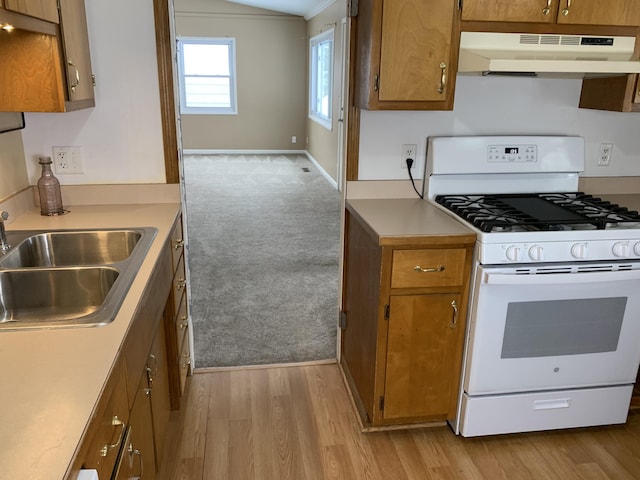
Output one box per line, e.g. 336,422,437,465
484,269,640,285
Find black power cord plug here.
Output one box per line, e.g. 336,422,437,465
406,158,423,199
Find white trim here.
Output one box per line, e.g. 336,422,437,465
183,149,307,155
182,149,338,190
305,0,337,20
305,151,338,190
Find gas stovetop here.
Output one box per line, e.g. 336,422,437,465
435,192,640,233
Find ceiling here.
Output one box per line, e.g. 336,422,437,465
225,0,335,18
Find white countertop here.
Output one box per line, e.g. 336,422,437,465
346,198,476,242
0,203,180,480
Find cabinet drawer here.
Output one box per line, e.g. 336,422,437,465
170,215,184,271
179,329,191,395
81,363,129,480
174,290,189,352
391,249,467,288
171,255,186,316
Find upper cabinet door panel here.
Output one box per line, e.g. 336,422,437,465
3,0,59,23
461,0,559,23
378,0,455,102
557,0,640,27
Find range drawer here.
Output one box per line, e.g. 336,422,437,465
391,248,467,289
459,385,633,437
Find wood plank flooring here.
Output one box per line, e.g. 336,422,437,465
157,363,640,480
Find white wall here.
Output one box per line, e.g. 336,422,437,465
359,75,640,180
21,0,165,185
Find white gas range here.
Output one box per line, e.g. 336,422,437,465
423,136,640,437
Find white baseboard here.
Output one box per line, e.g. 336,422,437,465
305,151,338,190
183,149,339,191
183,149,307,155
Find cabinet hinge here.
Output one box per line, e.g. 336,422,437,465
379,396,385,411
339,311,347,329
374,74,380,92
91,74,96,87
384,304,390,320
348,0,358,17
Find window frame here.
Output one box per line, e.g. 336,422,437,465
177,36,238,115
308,29,334,130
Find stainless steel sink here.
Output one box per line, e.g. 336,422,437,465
0,230,142,268
0,267,119,327
0,227,157,331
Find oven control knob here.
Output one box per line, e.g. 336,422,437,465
634,242,640,256
612,241,630,258
528,245,544,261
570,243,588,259
505,245,521,262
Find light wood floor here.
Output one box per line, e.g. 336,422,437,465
157,363,640,480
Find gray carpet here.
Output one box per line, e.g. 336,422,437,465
183,154,341,367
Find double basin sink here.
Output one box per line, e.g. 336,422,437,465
0,228,157,331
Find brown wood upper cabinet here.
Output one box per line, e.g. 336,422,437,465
0,0,94,112
354,0,459,110
461,0,640,27
3,0,58,23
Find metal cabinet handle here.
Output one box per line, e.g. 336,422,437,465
128,443,144,478
100,415,125,457
438,63,447,94
542,0,552,15
146,353,158,385
180,316,189,329
450,300,459,329
174,239,184,250
67,58,80,93
561,0,571,16
413,265,445,273
176,279,186,290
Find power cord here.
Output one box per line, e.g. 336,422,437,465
406,158,423,199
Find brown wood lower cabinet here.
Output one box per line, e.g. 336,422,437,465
66,211,187,479
340,208,475,427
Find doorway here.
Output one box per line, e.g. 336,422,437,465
162,2,344,368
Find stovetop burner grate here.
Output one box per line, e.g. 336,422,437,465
435,192,640,233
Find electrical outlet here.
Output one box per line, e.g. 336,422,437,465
291,136,297,144
52,146,83,173
597,143,613,166
401,144,418,169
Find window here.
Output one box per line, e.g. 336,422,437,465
177,37,237,115
309,29,334,130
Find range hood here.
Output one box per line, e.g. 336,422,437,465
458,32,640,76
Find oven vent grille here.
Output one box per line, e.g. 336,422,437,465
514,264,637,275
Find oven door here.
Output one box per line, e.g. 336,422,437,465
464,263,640,395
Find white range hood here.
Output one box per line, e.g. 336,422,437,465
458,32,640,76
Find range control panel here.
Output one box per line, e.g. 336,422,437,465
488,144,537,163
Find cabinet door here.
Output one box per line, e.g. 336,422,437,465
556,0,640,26
147,323,171,471
58,0,95,107
378,0,456,102
383,293,464,421
461,0,559,23
130,377,157,480
3,0,59,23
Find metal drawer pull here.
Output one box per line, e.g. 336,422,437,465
438,63,447,94
176,279,186,290
174,239,184,250
414,265,445,273
542,0,552,15
129,443,144,478
450,300,458,329
100,415,125,457
561,0,571,16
